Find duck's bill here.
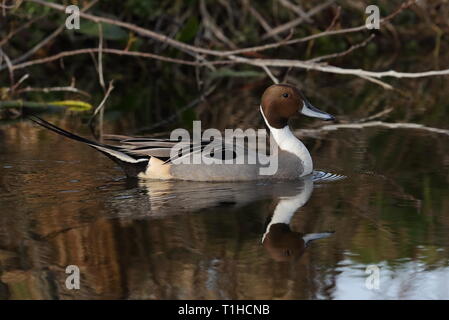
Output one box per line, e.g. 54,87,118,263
300,100,335,121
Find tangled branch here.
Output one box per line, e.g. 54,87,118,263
7,0,445,87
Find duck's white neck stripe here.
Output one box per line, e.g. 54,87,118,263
260,106,313,175
261,178,314,243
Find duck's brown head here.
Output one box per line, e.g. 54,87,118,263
262,224,307,262
261,84,334,129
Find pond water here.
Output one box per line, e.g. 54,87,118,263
0,118,448,300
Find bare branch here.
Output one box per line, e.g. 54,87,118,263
200,0,237,49
358,108,395,122
277,0,313,23
357,75,394,90
0,0,22,10
5,25,65,70
325,6,341,31
26,0,221,57
228,55,449,79
0,14,46,46
91,81,114,119
262,0,335,40
299,121,449,137
97,23,105,91
24,0,415,58
0,0,100,71
89,80,114,139
16,85,91,98
10,73,29,93
9,44,448,84
247,3,279,40
9,48,230,71
307,34,375,63
0,48,14,90
261,66,279,84
226,0,417,55
18,0,446,84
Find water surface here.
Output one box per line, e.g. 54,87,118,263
0,120,448,299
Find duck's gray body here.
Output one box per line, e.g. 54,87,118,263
167,149,305,181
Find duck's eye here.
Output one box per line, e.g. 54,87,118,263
282,93,289,98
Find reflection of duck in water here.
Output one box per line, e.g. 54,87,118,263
262,176,334,261
125,171,341,216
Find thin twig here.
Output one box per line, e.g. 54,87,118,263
0,0,22,9
262,0,335,40
358,108,394,122
24,0,415,57
357,75,394,90
200,0,237,49
15,0,445,84
307,34,375,63
2,25,65,71
89,80,114,140
90,80,114,119
9,73,29,94
9,48,230,70
8,45,449,83
0,48,15,90
261,66,279,84
277,0,313,23
325,6,341,31
16,85,91,98
228,55,449,79
97,23,105,91
227,0,418,55
247,3,281,41
0,0,99,72
0,14,46,46
299,121,449,137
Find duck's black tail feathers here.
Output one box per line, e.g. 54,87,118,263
28,115,149,177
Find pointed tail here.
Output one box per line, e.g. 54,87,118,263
28,115,149,177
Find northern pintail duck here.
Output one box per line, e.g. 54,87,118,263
30,84,334,181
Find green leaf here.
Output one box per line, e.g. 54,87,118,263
176,16,199,43
77,21,127,41
49,100,93,111
0,100,92,112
